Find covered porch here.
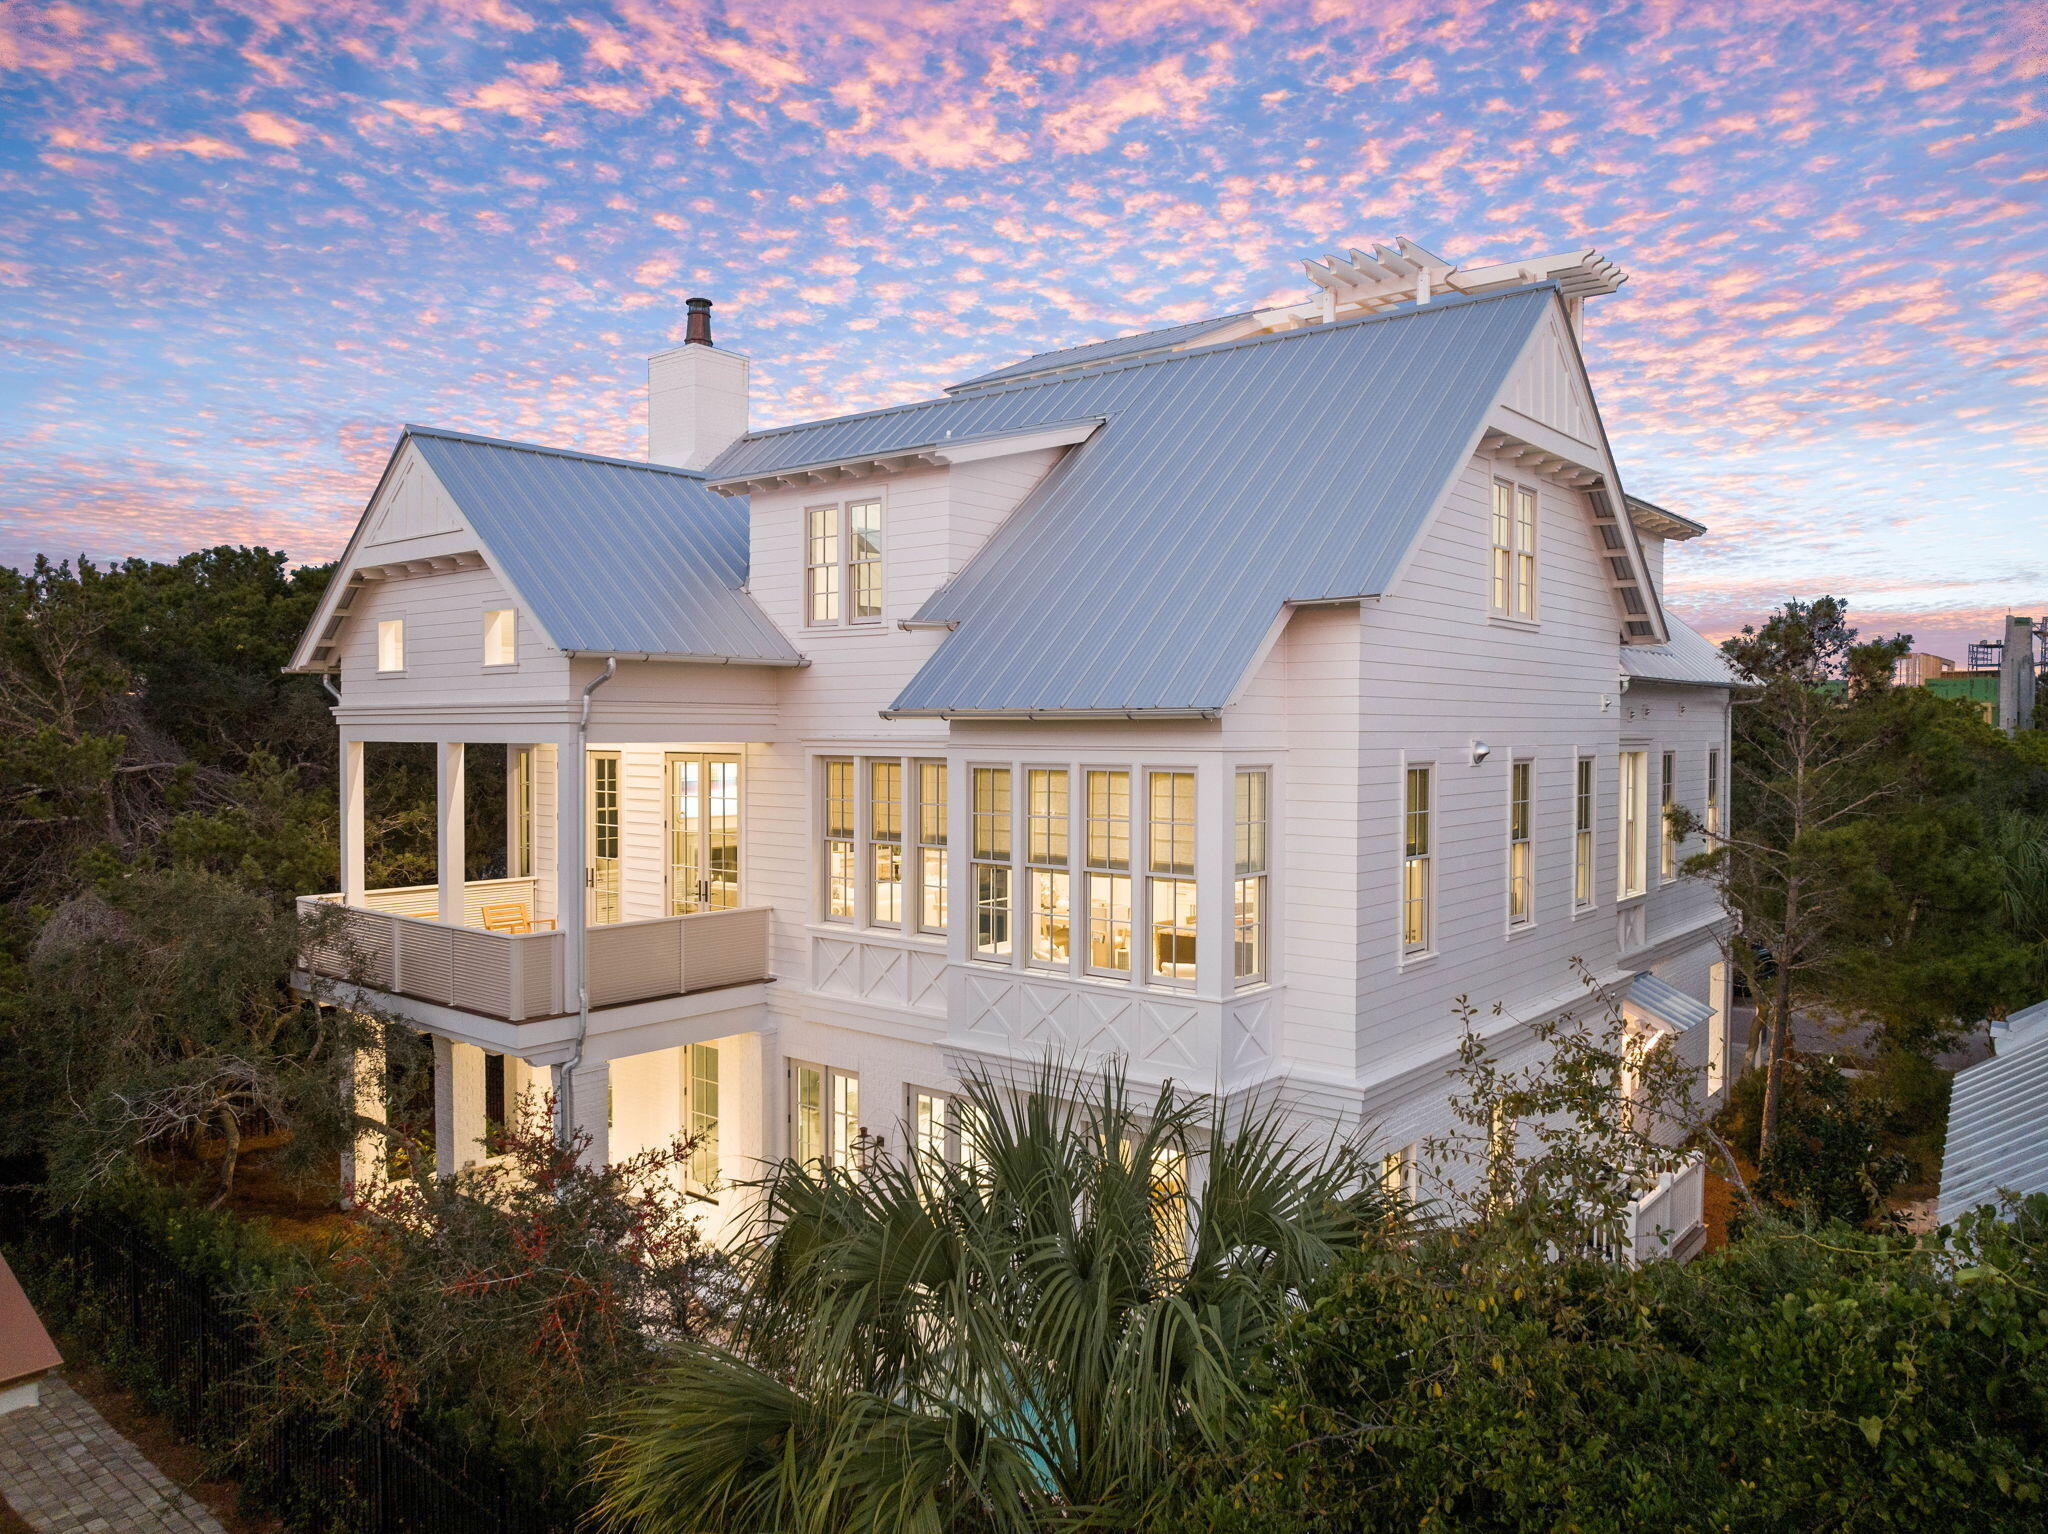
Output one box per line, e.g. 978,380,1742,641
302,738,773,1022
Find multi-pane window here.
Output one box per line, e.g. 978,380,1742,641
1618,751,1649,900
822,759,856,920
1490,479,1537,620
687,1043,720,1188
907,1087,982,1170
1573,757,1595,907
1085,770,1132,975
805,500,883,626
509,746,534,878
1234,770,1268,983
869,760,903,926
1148,771,1197,983
1706,748,1722,843
377,618,405,672
589,751,621,925
789,1061,859,1170
973,768,1013,959
483,608,516,666
1508,759,1533,925
1380,1143,1420,1199
917,762,947,934
1402,765,1433,953
1659,750,1677,882
1026,769,1071,968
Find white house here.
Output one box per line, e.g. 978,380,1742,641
288,242,1737,1240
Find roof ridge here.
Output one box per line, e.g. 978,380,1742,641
733,284,1559,448
404,423,708,478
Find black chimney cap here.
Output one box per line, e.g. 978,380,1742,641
684,296,713,346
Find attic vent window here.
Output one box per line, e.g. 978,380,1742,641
377,618,405,673
484,608,517,667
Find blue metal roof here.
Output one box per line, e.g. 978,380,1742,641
1621,613,1735,689
1939,999,2048,1223
711,287,1551,715
945,312,1256,393
405,427,801,666
1627,972,1716,1035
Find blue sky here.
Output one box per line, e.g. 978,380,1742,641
2,0,2042,655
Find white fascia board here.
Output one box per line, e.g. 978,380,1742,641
560,647,807,668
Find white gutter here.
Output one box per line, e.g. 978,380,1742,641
557,655,617,1151
561,648,806,668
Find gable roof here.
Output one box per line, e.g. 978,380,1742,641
717,286,1564,716
290,426,801,672
946,312,1255,393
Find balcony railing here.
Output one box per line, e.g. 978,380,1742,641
1626,1155,1706,1263
298,883,770,1022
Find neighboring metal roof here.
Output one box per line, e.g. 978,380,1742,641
404,428,801,666
713,287,1558,715
944,312,1255,393
1939,999,2048,1224
1626,972,1715,1034
1622,613,1736,689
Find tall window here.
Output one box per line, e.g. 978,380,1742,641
1026,769,1071,968
972,768,1013,959
377,618,404,672
1706,748,1722,843
869,760,903,926
1659,750,1677,882
687,1043,720,1187
1085,770,1132,975
1234,769,1268,983
1618,751,1648,899
908,1087,982,1170
805,499,883,625
589,751,621,925
1148,771,1197,983
789,1061,859,1170
1490,479,1537,620
1402,765,1432,953
1573,757,1595,908
483,608,516,666
916,761,947,934
1508,759,1533,926
822,759,856,920
509,746,534,878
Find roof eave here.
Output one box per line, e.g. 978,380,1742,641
562,647,806,668
880,706,1221,721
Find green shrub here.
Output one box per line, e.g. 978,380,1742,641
1174,1203,2048,1533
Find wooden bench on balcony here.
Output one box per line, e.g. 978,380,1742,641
480,902,555,934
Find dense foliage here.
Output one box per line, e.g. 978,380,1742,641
591,1062,1401,1534
1169,1205,2048,1533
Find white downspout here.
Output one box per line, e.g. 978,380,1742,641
557,656,617,1150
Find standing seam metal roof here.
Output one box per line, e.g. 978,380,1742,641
1620,613,1737,689
713,287,1556,715
1938,999,2048,1224
405,428,800,665
945,312,1256,392
1626,972,1716,1034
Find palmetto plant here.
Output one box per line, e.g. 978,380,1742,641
590,1060,1398,1534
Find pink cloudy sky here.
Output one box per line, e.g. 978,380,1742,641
2,0,2043,656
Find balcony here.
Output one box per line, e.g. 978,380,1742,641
300,879,771,1022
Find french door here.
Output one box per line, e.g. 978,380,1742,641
587,750,621,925
668,754,742,914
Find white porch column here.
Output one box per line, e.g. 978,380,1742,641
556,1058,610,1167
343,1013,386,1205
437,741,466,925
433,1035,488,1176
340,739,366,906
556,745,587,1003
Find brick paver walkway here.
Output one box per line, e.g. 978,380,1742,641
0,1375,225,1533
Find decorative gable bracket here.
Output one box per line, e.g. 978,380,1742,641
296,550,488,672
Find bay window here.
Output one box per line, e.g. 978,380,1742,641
1026,768,1071,968
822,759,856,920
869,760,903,926
1148,770,1197,983
973,768,1013,959
917,761,948,933
1234,769,1268,984
1085,770,1132,975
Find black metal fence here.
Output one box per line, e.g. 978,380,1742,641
9,1210,583,1534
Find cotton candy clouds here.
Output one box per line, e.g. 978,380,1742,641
0,0,2041,641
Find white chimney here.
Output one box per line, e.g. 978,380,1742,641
647,297,749,471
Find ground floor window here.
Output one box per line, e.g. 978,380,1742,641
790,1060,860,1170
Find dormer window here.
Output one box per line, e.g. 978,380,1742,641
483,608,517,667
806,497,883,626
1490,478,1537,621
377,618,405,673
